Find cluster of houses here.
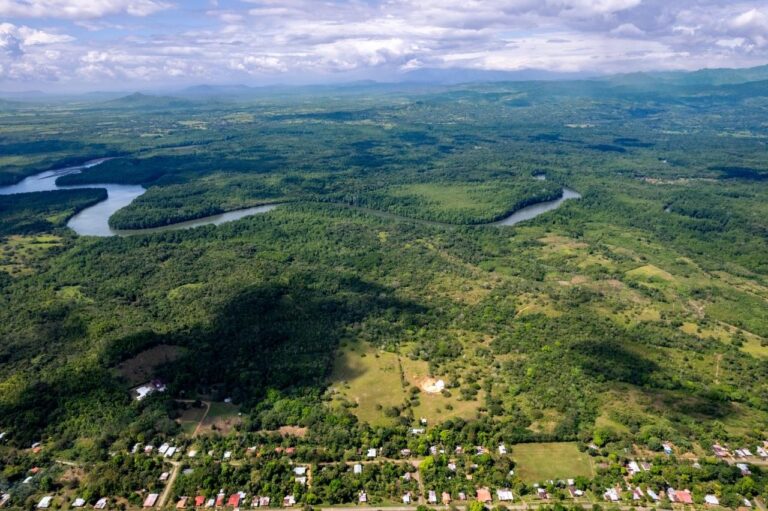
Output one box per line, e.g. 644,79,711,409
712,442,768,459
133,441,179,458
169,492,292,509
34,496,108,509
604,484,755,508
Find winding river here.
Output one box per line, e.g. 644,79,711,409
0,160,581,236
0,159,280,236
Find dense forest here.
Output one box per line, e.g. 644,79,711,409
0,70,767,509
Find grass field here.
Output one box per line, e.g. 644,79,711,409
177,405,208,435
329,343,405,427
329,342,482,426
511,442,594,483
198,402,241,435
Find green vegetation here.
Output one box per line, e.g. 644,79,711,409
0,189,107,235
0,70,767,508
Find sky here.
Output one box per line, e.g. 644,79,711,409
1,0,768,92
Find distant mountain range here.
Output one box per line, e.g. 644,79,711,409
2,64,768,103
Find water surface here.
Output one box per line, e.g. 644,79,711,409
0,159,278,236
492,187,582,226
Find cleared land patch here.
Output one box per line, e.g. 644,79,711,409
115,344,184,386
329,343,405,427
511,442,594,483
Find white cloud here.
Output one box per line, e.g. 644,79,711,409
610,23,645,37
0,0,172,19
3,0,768,89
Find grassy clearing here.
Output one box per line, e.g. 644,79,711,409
741,337,768,359
399,355,482,424
329,341,482,426
329,342,405,427
511,442,594,483
177,405,208,435
114,344,184,386
198,402,241,435
625,264,676,283
0,234,63,277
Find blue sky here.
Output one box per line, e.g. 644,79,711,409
1,0,768,91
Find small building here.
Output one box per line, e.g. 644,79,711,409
294,466,307,476
737,463,752,475
295,477,307,486
187,449,198,458
215,493,225,507
71,498,86,508
401,448,412,457
205,498,215,508
604,488,620,502
447,462,457,472
476,487,492,503
428,490,437,504
712,444,730,457
647,489,660,501
165,446,177,457
94,498,108,509
283,495,296,507
359,492,367,503
195,496,206,507
442,492,451,505
458,492,467,501
669,488,693,504
498,489,514,502
158,443,170,455
632,488,644,500
366,448,377,458
223,451,232,460
353,464,363,474
663,443,673,455
143,493,159,508
537,488,549,500
402,493,411,504
498,444,507,455
159,472,170,482
475,446,486,455
228,494,241,507
176,496,188,509
627,461,641,476
259,496,271,507
705,495,720,506
37,496,53,509
567,486,583,498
